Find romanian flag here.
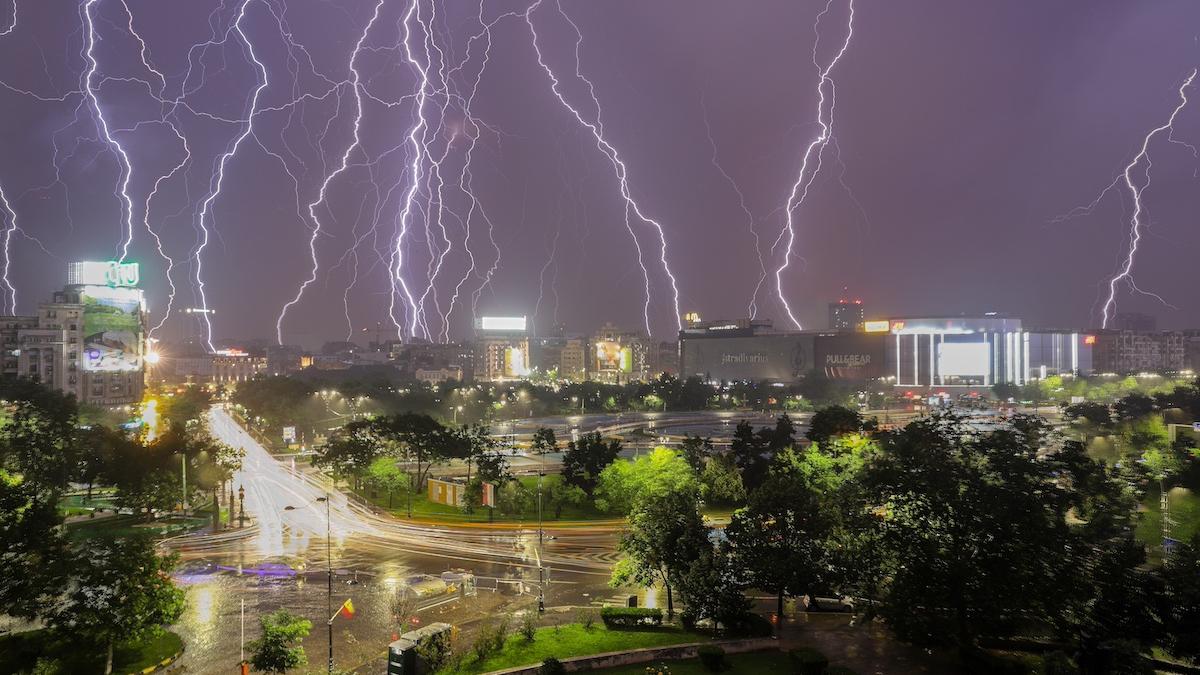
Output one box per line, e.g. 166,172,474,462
339,599,355,619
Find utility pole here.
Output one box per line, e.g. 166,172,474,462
181,454,188,513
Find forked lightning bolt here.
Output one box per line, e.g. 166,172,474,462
81,0,138,262
526,0,682,336
195,0,269,351
774,0,855,330
275,0,385,345
1097,69,1196,328
701,93,765,320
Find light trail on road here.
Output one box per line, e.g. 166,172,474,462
177,406,615,577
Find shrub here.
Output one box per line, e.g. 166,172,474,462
576,608,597,630
471,619,510,661
519,612,538,643
1041,651,1078,675
826,668,859,675
697,644,726,672
789,647,829,675
415,628,454,672
600,606,664,628
539,657,567,675
726,612,774,638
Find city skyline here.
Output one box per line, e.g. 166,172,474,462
1,1,1199,345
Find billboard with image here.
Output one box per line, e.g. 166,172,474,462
594,341,632,373
81,286,144,372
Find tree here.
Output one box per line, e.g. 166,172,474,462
862,413,1071,647
543,475,587,519
313,420,383,490
369,413,455,491
562,432,622,496
157,386,212,427
699,453,745,506
678,545,750,632
612,490,709,618
1059,537,1162,673
1161,533,1200,662
806,406,875,445
1064,401,1112,429
1113,392,1156,422
726,453,830,626
729,421,768,490
365,456,408,508
679,435,713,473
531,427,557,456
594,448,698,515
49,537,185,675
389,586,419,637
0,477,72,623
0,377,81,498
249,609,312,673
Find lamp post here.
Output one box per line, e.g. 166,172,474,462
284,495,332,673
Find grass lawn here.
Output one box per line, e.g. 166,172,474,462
65,512,214,541
1136,482,1200,559
443,623,710,674
0,628,182,674
362,475,618,524
592,649,789,674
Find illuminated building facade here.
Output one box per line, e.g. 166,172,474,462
680,315,1093,388
1092,330,1187,374
590,322,650,384
473,316,530,381
828,299,865,332
0,262,146,406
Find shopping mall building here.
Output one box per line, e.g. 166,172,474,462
679,315,1093,390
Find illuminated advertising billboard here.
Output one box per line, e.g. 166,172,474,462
81,286,144,372
594,341,632,373
680,334,814,383
814,333,886,379
479,316,527,332
937,341,990,377
504,346,529,378
863,320,890,333
68,261,140,288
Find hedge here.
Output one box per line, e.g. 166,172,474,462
599,607,664,628
697,645,726,672
789,647,829,675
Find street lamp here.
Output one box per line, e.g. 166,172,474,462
284,495,332,673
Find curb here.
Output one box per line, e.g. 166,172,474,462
129,646,184,675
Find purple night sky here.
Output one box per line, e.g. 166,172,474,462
1,0,1198,348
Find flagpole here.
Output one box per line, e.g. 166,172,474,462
326,494,333,675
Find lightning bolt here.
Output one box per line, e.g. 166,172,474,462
0,1,14,38
0,184,17,313
1098,68,1196,328
194,0,269,351
526,0,682,336
773,0,855,330
0,0,19,312
81,0,138,262
275,0,386,345
701,93,765,320
389,0,432,340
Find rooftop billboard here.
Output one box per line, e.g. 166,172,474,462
478,316,527,332
81,286,144,372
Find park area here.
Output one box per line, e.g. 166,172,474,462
0,629,182,674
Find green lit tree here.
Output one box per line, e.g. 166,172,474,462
249,609,312,673
50,537,185,675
